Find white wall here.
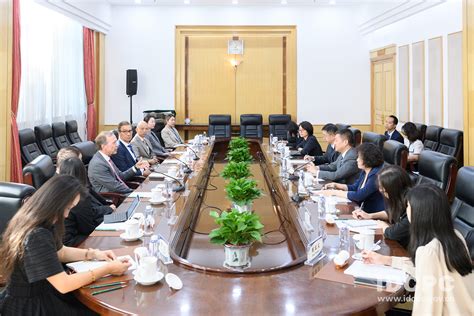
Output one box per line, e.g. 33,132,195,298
105,6,371,126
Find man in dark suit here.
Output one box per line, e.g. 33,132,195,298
304,123,340,165
384,115,404,143
111,121,146,176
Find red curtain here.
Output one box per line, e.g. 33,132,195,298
10,0,22,183
83,27,96,141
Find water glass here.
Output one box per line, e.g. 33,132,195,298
317,196,326,219
165,179,174,200
339,224,350,251
144,207,155,236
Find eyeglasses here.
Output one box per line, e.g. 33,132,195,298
120,129,132,133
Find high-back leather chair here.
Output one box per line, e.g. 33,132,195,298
154,118,166,147
35,124,59,160
208,115,231,138
22,155,55,189
0,182,36,235
383,140,408,170
336,123,351,131
348,127,361,146
415,151,457,200
451,167,474,259
423,125,443,151
19,128,42,165
437,128,463,165
240,114,263,139
413,123,427,142
65,120,83,144
52,122,71,149
72,141,97,166
362,131,386,151
269,114,291,140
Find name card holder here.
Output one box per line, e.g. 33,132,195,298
305,236,325,266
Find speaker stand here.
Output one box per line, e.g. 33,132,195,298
128,95,133,124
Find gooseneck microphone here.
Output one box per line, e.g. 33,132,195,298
149,168,185,192
172,156,193,174
174,144,200,160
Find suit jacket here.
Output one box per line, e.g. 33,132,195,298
384,214,410,249
145,132,168,157
111,140,141,175
318,147,359,184
131,135,155,162
313,144,340,165
161,125,183,148
384,130,404,143
346,165,385,213
296,135,323,156
88,152,135,194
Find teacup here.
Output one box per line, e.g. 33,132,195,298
137,256,158,278
358,229,375,250
134,247,149,266
151,188,163,201
125,219,140,237
304,172,313,186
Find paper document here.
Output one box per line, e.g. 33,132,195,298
95,222,127,231
343,219,378,228
66,255,136,272
161,159,180,165
289,159,307,165
344,260,407,285
128,191,153,198
149,172,165,180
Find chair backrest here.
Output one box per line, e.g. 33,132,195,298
240,114,263,139
348,128,361,146
269,114,291,140
71,141,97,166
34,124,59,159
383,140,408,169
416,151,457,199
413,123,427,142
451,167,474,259
154,119,166,147
52,122,71,149
336,123,351,131
423,125,443,151
65,120,82,144
22,155,55,189
0,182,36,235
362,131,386,151
18,128,42,165
437,128,463,164
208,115,231,138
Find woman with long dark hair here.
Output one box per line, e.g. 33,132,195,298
295,121,323,156
362,184,473,314
352,165,412,247
0,175,130,315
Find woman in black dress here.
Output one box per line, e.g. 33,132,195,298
295,121,323,156
0,175,130,315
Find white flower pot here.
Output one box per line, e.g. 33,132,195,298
224,244,251,268
233,202,253,213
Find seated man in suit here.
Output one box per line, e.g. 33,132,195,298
304,123,340,165
306,129,359,184
384,115,404,143
143,114,174,158
88,131,149,194
161,114,183,148
131,121,160,165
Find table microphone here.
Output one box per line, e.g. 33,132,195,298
172,156,193,174
149,168,185,192
287,160,312,181
174,144,200,160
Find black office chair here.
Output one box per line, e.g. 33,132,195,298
22,155,56,189
362,132,386,151
451,167,474,259
52,122,71,149
348,128,361,147
18,128,42,166
269,114,291,140
0,182,36,235
336,124,351,131
415,151,457,200
423,125,443,151
383,140,408,170
240,114,263,139
65,120,83,144
413,123,427,142
208,115,231,138
437,128,463,166
71,141,97,166
35,124,59,160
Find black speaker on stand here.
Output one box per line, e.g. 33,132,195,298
126,69,138,124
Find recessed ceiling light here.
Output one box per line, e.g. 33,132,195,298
281,0,288,4
329,0,336,5
232,0,238,4
134,0,142,4
184,0,190,3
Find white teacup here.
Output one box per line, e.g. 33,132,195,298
304,172,313,186
358,229,375,250
134,247,149,266
125,219,140,237
151,188,163,201
137,256,158,278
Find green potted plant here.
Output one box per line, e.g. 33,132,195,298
225,178,262,212
226,147,253,163
220,161,252,180
228,137,249,151
209,209,264,268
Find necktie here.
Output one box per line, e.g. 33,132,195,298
107,158,127,186
127,144,137,161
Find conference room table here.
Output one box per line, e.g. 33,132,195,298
76,139,409,315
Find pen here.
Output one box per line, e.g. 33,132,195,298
87,281,127,289
95,228,118,231
92,285,127,295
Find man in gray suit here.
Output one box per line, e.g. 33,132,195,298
161,114,183,147
306,129,359,184
88,131,149,194
131,121,159,166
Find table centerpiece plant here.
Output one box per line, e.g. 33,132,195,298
225,177,262,213
220,161,252,180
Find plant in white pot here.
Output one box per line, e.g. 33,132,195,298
209,209,264,268
225,178,262,212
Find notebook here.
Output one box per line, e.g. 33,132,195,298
344,260,407,285
66,255,137,273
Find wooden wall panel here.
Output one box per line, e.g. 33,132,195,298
463,0,474,165
398,45,410,122
412,41,425,123
448,32,463,129
428,37,443,126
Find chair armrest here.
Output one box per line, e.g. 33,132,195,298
99,192,127,206
125,181,141,189
130,176,146,183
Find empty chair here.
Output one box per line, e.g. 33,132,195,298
383,140,408,170
22,155,55,189
52,122,71,149
437,128,463,165
336,123,351,131
0,182,36,235
362,132,386,151
423,125,443,151
71,141,97,166
348,127,361,146
18,128,42,165
153,118,166,147
413,123,427,142
451,167,474,259
35,124,59,160
269,114,291,140
415,151,457,200
240,114,263,139
208,115,232,138
65,120,83,144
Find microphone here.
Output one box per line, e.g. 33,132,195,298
287,161,312,181
174,144,200,160
172,156,193,174
149,168,185,192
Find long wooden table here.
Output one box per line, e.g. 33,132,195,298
76,139,408,315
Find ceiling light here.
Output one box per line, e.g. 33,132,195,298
281,0,288,4
329,0,336,4
134,0,142,4
184,0,190,3
232,0,238,4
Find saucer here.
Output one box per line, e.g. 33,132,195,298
120,230,144,242
165,273,183,290
149,197,167,204
352,253,363,261
134,271,164,286
355,243,381,252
